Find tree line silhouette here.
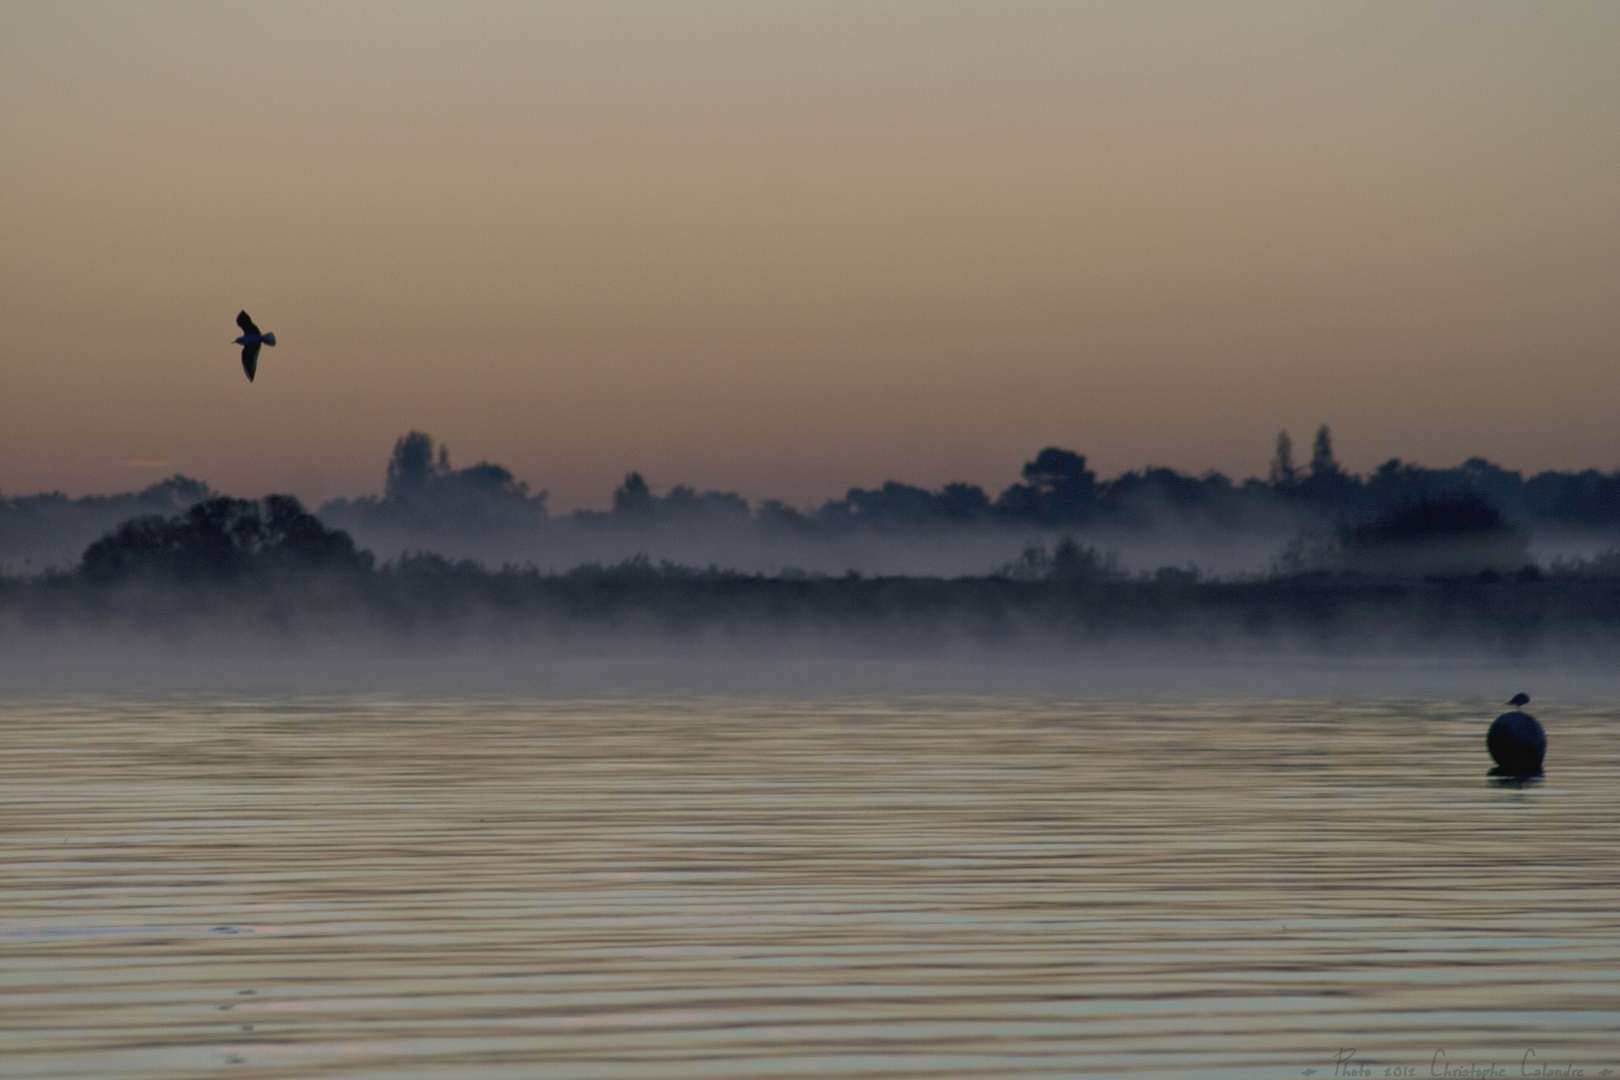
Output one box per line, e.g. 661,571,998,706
0,453,1613,657
314,426,1620,535
7,427,1620,576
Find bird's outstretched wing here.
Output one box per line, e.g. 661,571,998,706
237,310,259,335
242,342,260,382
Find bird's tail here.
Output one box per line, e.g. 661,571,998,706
263,332,276,347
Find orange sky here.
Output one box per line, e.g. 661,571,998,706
3,2,1618,509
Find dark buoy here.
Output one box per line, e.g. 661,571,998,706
1487,693,1546,777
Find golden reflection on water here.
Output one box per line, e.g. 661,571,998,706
1,695,1616,1078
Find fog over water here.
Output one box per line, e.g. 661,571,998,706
7,432,1620,702
5,628,1620,703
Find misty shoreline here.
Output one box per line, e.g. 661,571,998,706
9,430,1620,580
9,561,1620,658
7,486,1620,665
7,433,1620,689
11,509,1620,694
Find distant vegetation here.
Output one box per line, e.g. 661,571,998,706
314,427,1620,536
0,475,215,574
2,484,1619,656
82,495,372,584
1338,494,1531,577
6,426,1620,583
1274,493,1536,579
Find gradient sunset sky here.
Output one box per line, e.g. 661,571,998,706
3,2,1617,509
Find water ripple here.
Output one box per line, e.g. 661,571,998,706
1,695,1616,1078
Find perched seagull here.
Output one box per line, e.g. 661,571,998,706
233,310,277,382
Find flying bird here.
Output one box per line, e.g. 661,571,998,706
233,311,277,382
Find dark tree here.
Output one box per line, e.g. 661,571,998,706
384,431,440,504
83,496,370,584
845,482,941,527
997,448,1099,523
612,472,657,520
937,482,992,521
1298,425,1360,504
1341,494,1529,577
1270,430,1297,488
344,432,546,530
1309,426,1336,478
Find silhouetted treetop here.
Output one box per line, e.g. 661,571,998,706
992,448,1099,524
385,431,439,503
320,432,545,536
1309,426,1337,478
1270,431,1297,488
383,432,531,508
82,495,371,584
1351,494,1508,545
316,429,1620,539
612,472,656,519
1340,493,1530,577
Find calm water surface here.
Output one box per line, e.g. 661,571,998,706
1,695,1615,1078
